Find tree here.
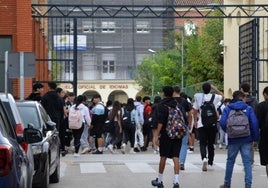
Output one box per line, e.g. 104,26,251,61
184,17,224,90
135,13,224,96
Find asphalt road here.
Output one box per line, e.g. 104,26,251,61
50,145,267,188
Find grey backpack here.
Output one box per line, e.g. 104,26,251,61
226,109,250,138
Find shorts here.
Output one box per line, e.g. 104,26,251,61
90,124,104,138
159,134,182,158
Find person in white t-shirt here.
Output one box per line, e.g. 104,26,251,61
193,82,224,171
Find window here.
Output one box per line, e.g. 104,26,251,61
136,21,150,33
82,21,97,33
64,53,73,73
64,21,74,33
101,21,115,33
102,60,115,73
0,36,12,61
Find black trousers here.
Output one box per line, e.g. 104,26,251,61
72,124,84,153
198,126,217,165
123,125,136,148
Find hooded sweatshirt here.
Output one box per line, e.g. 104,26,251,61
219,100,259,144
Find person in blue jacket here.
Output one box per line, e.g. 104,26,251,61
219,90,259,188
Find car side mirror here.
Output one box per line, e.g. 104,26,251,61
46,120,56,131
24,128,43,143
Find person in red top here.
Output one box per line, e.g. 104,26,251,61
143,96,152,151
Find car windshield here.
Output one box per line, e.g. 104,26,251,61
17,106,40,129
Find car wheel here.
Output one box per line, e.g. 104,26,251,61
50,150,60,183
40,161,49,188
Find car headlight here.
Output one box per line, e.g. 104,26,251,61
32,145,42,154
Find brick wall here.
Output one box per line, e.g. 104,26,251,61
0,0,49,99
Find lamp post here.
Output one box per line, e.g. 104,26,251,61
148,49,156,97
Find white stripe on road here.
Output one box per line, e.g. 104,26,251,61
125,162,156,173
80,163,106,173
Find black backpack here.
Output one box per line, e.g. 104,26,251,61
201,94,218,127
122,108,135,127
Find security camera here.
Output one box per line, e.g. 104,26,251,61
220,51,224,55
219,40,224,46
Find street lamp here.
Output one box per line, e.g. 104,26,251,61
148,49,156,97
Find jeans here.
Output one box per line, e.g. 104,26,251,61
224,142,252,188
80,124,89,149
179,129,189,164
134,123,144,147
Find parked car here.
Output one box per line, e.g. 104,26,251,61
16,101,60,188
0,93,35,188
0,99,42,188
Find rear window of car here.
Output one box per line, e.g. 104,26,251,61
0,103,16,139
17,106,40,129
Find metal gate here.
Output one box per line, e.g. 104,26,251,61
239,18,268,98
32,3,268,96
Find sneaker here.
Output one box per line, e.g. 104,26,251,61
121,143,126,154
61,150,68,157
92,150,103,154
151,178,164,188
202,158,208,171
219,144,223,149
81,147,90,154
154,150,159,154
173,183,180,188
140,146,147,151
219,185,230,188
73,153,80,157
187,148,194,153
107,144,115,154
180,163,185,170
129,148,136,154
134,147,140,152
208,165,213,170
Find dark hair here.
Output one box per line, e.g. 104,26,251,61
109,101,121,121
56,87,63,94
263,86,268,95
232,90,246,101
240,83,250,93
48,81,57,90
33,83,43,91
202,82,211,94
106,100,113,107
173,86,181,94
126,98,135,111
180,92,188,100
162,86,174,97
68,92,75,97
92,94,101,100
143,96,150,102
153,96,161,104
135,96,142,102
75,95,86,108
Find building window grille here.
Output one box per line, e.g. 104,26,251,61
101,21,115,33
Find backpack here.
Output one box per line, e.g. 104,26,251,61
201,94,218,127
122,108,135,127
226,109,250,138
217,102,223,116
68,105,83,129
143,105,151,129
165,104,187,139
